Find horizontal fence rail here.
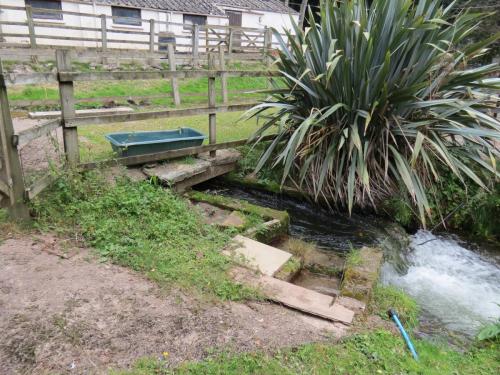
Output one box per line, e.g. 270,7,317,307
0,4,291,64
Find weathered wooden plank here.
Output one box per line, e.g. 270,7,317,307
208,53,217,157
219,46,228,104
15,119,60,146
66,102,257,127
231,268,355,325
25,173,57,200
1,72,58,86
0,70,274,86
0,59,29,218
192,24,200,66
168,44,181,106
56,50,79,165
25,6,37,49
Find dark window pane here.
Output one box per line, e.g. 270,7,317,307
183,14,206,30
112,6,141,26
26,0,62,21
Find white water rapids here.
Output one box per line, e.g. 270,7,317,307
381,230,500,338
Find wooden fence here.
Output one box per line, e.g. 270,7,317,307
0,4,284,64
0,49,276,217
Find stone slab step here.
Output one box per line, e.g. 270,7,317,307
231,267,355,325
144,159,211,184
28,106,133,119
228,235,292,277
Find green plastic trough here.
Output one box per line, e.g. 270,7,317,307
105,128,207,157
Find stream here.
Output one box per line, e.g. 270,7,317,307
198,181,500,342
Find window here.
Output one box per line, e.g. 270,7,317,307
183,14,206,30
25,0,62,21
112,6,141,26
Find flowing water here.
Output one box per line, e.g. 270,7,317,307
197,181,500,340
381,230,500,340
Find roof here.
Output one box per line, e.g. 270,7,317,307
95,0,297,16
215,1,297,14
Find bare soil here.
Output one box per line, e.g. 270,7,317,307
0,235,348,375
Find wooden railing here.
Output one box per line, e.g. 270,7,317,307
0,49,276,216
0,5,287,64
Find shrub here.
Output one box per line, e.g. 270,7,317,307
247,0,499,225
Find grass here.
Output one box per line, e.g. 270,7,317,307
114,281,498,375
115,332,499,375
370,285,420,330
30,170,257,301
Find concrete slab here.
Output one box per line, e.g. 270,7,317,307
28,106,133,119
228,235,292,277
198,148,241,166
231,267,355,325
143,159,211,184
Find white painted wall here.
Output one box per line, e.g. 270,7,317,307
0,1,295,53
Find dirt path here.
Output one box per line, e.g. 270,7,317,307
0,236,348,375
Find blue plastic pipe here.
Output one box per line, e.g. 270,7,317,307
388,309,419,361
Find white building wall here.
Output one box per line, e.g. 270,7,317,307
0,1,295,53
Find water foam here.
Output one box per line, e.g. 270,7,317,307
381,230,500,337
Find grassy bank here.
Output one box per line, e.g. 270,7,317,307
119,332,498,375
31,171,256,301
115,285,498,374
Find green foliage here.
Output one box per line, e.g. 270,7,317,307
371,285,420,329
31,171,256,300
430,174,500,240
384,170,500,240
477,322,500,342
247,0,500,225
445,0,500,62
477,309,500,342
115,330,499,374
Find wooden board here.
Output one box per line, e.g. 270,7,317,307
28,106,133,120
232,267,355,325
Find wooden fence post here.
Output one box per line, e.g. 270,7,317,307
208,53,216,157
148,19,155,64
192,24,200,67
264,27,273,67
167,43,181,106
25,5,38,63
228,27,234,63
0,59,30,218
55,50,79,165
218,46,228,104
100,14,107,64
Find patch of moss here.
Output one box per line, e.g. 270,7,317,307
188,191,288,223
187,191,289,243
305,263,342,278
274,256,302,281
341,247,383,303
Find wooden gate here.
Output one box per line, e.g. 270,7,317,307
0,61,29,218
226,10,242,49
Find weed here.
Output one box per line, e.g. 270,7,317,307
370,285,420,329
31,170,257,301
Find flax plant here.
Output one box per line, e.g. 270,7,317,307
246,0,500,223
